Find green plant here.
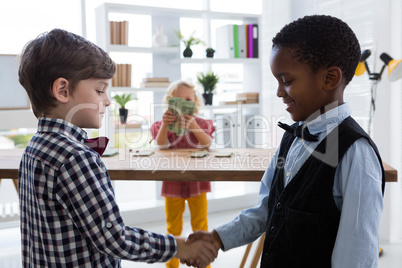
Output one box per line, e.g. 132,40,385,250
112,93,135,109
197,72,219,94
206,47,215,53
174,29,205,49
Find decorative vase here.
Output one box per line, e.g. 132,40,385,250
152,25,168,47
183,47,193,58
119,108,129,124
202,93,213,105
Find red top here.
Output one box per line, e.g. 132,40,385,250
151,116,215,198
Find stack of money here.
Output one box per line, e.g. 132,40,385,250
167,97,195,136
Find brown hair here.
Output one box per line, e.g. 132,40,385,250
18,28,116,118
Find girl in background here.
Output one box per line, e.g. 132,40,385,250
151,80,215,268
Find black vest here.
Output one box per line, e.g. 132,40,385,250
260,117,385,268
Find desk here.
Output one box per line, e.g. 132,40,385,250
0,148,398,268
0,148,398,182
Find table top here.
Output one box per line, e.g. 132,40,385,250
0,148,397,182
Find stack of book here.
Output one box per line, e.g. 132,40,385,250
112,64,132,87
140,77,171,88
220,92,259,105
236,92,259,103
110,21,129,45
216,24,258,59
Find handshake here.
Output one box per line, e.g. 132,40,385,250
175,230,223,268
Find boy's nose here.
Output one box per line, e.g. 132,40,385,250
276,86,286,98
104,95,111,107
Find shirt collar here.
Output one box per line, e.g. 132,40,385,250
37,117,88,143
303,103,351,135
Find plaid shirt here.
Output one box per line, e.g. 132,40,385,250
19,118,176,267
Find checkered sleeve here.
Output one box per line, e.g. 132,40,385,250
57,150,177,263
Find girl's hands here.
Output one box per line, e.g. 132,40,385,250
162,111,197,129
162,111,211,148
178,114,199,130
162,110,177,125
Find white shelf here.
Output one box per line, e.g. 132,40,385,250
102,3,203,18
101,3,260,20
110,87,168,93
107,45,179,54
201,103,260,110
169,58,260,64
207,11,261,20
115,123,150,132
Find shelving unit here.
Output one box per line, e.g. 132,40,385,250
108,87,168,93
95,2,262,148
108,45,179,54
169,58,260,64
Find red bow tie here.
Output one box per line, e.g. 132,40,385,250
84,137,109,156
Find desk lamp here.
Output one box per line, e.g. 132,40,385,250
354,49,402,135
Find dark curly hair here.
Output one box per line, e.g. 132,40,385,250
272,15,360,85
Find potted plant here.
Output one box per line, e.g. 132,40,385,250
174,29,205,58
206,47,215,58
197,72,219,105
112,93,135,124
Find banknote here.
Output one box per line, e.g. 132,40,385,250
190,151,208,158
167,97,195,136
180,101,195,135
167,97,182,134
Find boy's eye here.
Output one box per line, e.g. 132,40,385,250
186,98,192,101
96,90,104,95
283,80,292,86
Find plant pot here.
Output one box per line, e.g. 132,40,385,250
202,93,213,105
119,108,129,124
206,52,214,58
183,47,193,58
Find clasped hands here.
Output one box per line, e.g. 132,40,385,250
176,230,222,268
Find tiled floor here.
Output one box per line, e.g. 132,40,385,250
1,209,401,268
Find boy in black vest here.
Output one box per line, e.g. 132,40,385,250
186,15,385,268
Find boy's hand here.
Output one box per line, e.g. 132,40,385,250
187,230,223,253
175,237,218,268
180,230,222,267
162,110,176,125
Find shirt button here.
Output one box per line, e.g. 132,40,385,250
285,171,290,177
270,226,276,233
105,222,112,229
276,202,282,210
300,139,304,143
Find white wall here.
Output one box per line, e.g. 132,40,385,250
377,0,402,244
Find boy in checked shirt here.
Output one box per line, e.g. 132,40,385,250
18,28,217,268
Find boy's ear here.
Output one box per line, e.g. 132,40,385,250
52,78,70,103
323,67,342,90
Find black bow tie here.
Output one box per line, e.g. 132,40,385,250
278,122,318,142
84,137,109,156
